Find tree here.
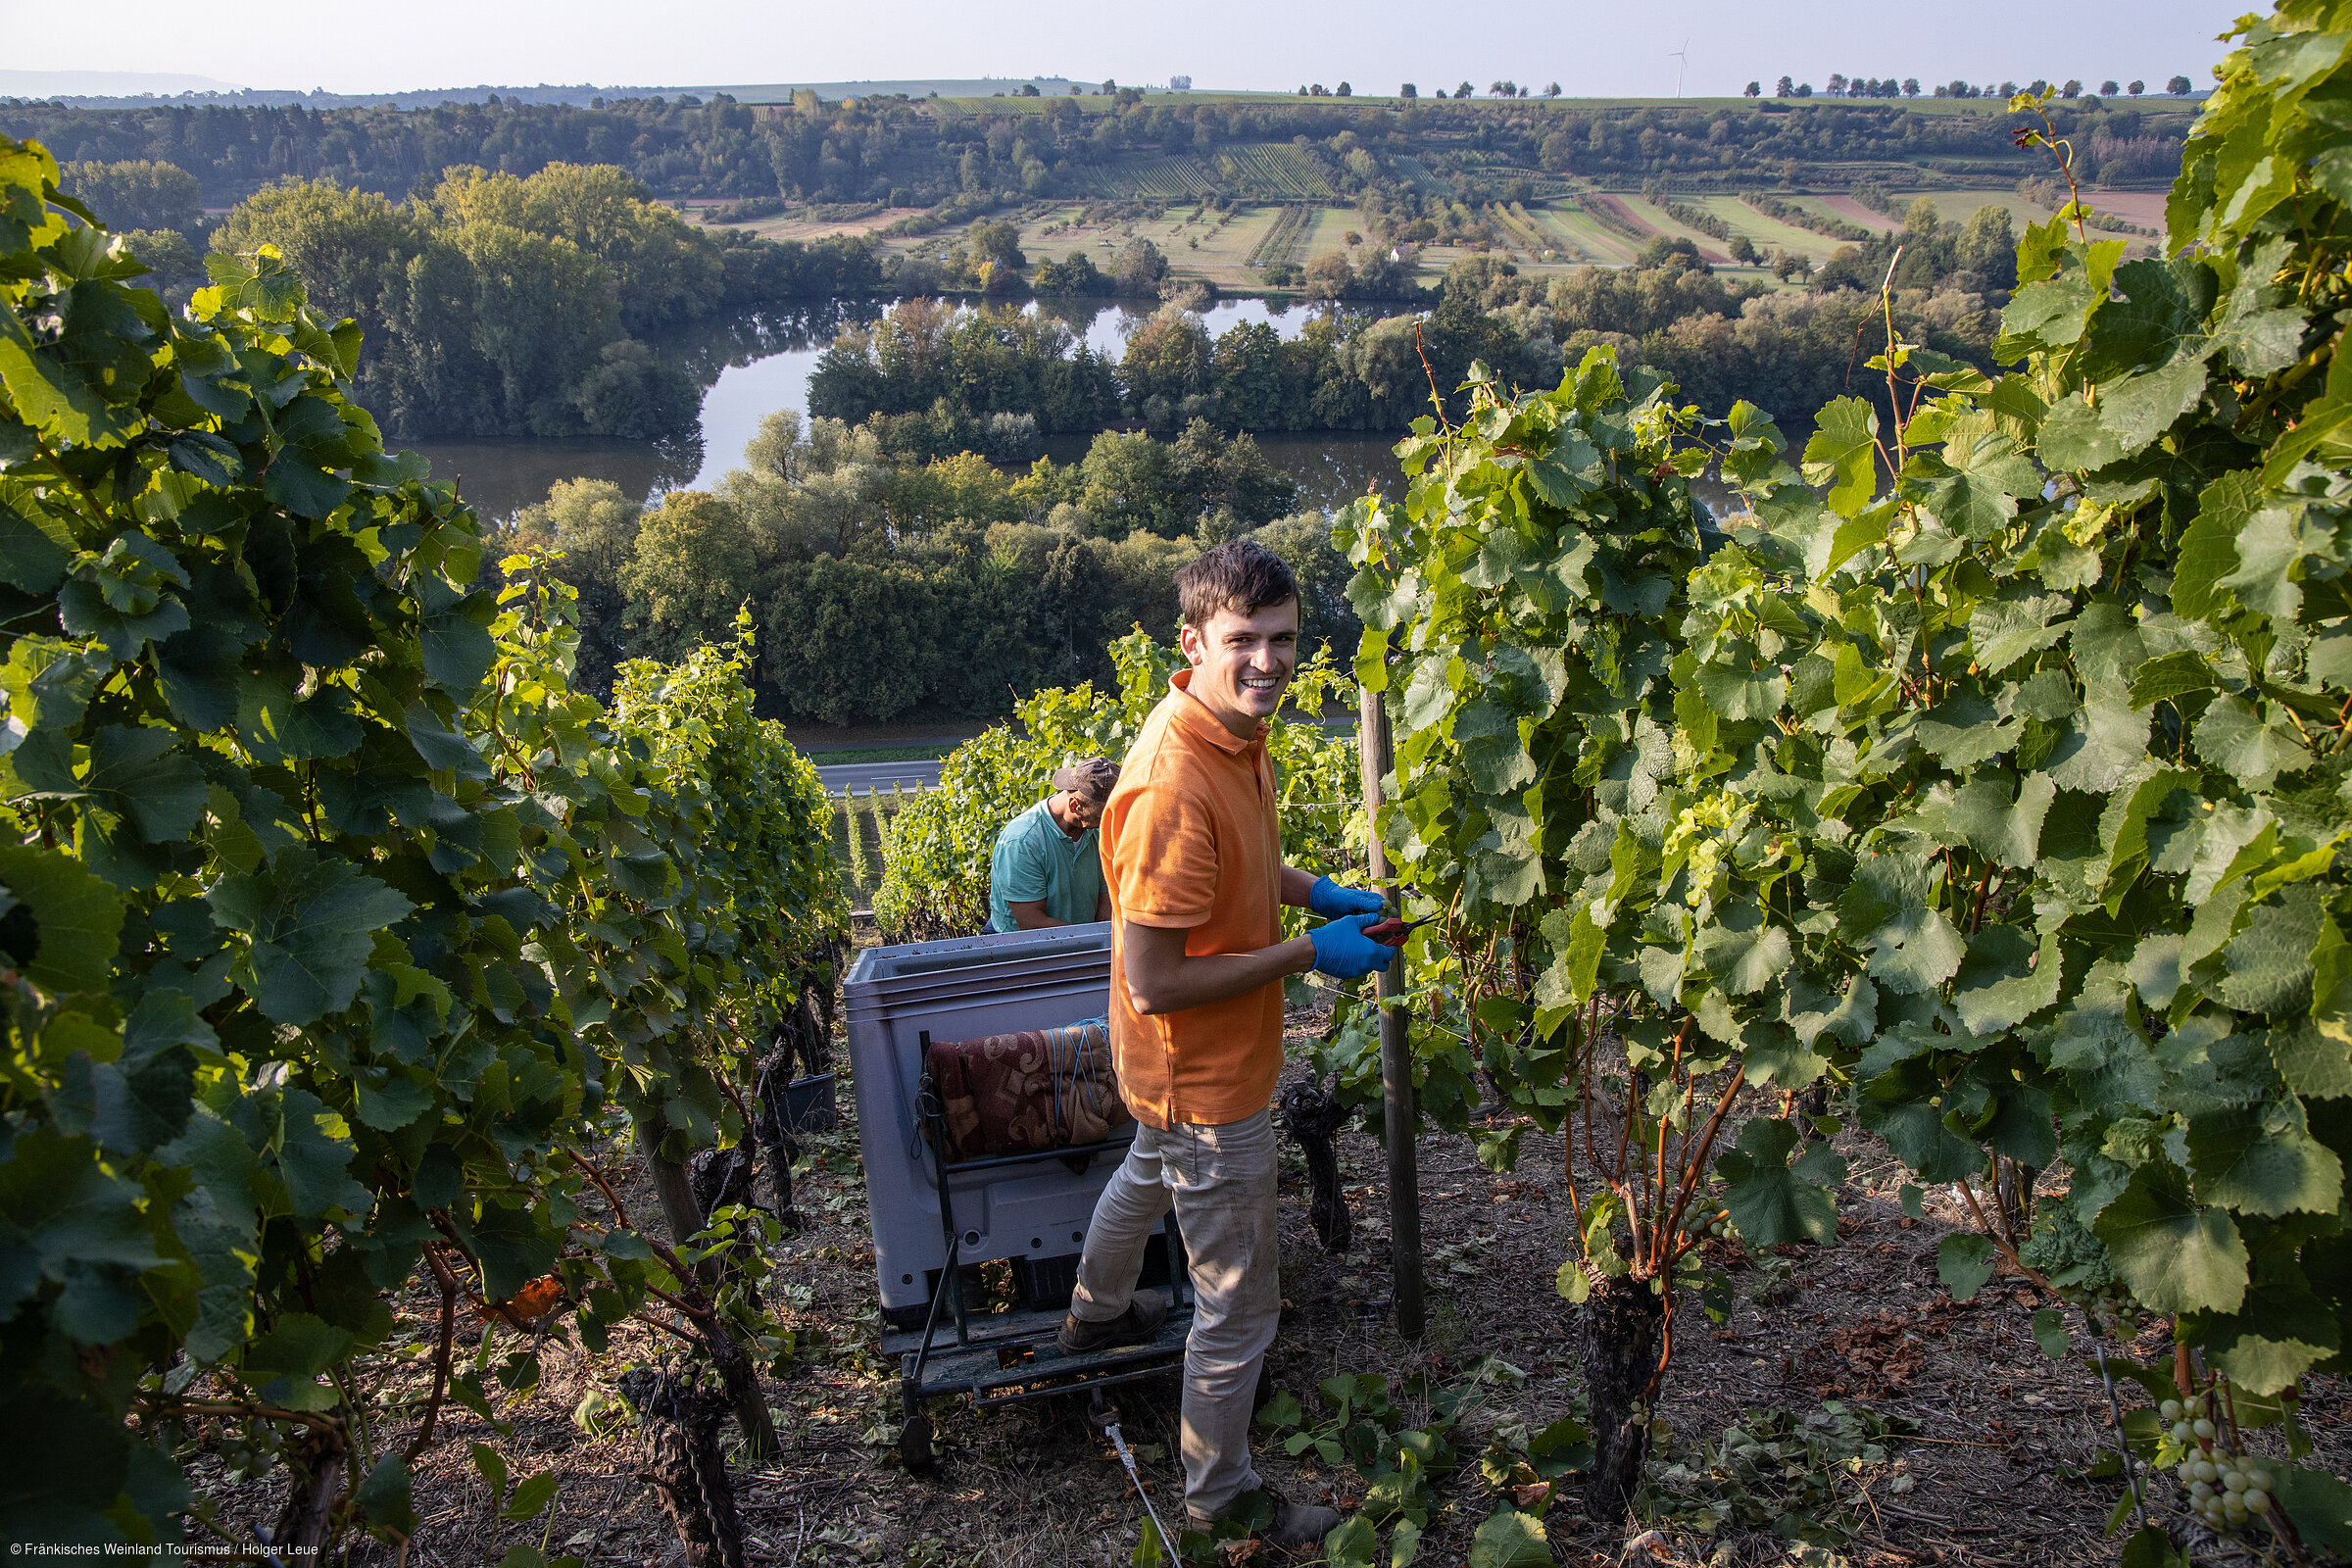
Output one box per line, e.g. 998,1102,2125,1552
119,226,201,289
1400,82,1418,98
2129,78,2145,94
2101,78,2121,94
1101,78,1117,94
1456,80,1476,98
2062,77,2082,96
1545,81,1561,96
1301,249,1356,300
966,218,1026,270
1952,200,2016,291
1775,74,1793,95
1114,236,1168,293
1169,74,1192,90
1728,233,1759,263
1744,81,1761,97
1903,76,1921,95
621,490,763,661
1795,81,1814,97
60,158,201,230
2168,74,2194,93
1827,74,1848,95
1337,81,1352,96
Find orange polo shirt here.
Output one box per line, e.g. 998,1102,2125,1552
1102,668,1286,1130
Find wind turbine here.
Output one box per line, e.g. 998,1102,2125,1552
1670,38,1690,97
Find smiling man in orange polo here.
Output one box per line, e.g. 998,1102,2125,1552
1057,540,1396,1548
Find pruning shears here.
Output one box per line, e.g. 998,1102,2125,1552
1361,912,1438,947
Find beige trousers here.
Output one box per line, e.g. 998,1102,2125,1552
1070,1107,1281,1518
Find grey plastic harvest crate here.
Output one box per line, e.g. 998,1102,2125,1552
844,922,1137,1320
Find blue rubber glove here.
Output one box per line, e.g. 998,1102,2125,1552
1307,913,1398,980
1308,875,1387,919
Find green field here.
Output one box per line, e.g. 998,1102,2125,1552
1299,206,1362,259
1614,194,1738,259
1696,195,1840,260
1529,203,1642,266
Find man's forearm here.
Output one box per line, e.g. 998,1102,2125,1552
1279,864,1318,907
1122,922,1314,1015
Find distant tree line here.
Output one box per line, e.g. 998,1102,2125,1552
1756,74,2193,101
12,88,2193,220
503,412,1356,723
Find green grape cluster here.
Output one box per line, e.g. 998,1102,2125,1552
2159,1398,2276,1533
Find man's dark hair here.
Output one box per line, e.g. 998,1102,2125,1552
1176,540,1298,629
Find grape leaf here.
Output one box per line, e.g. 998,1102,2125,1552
2093,1161,2249,1315
1714,1118,1841,1247
1694,905,1790,997
2186,1250,2342,1395
209,848,414,1026
1802,397,1880,517
2272,1466,2352,1552
0,1130,162,1325
1910,772,2054,869
2215,885,2325,1016
2186,1100,2344,1217
1837,850,1966,996
0,843,124,995
1937,1234,1997,1300
1467,1506,1550,1568
1969,590,2072,673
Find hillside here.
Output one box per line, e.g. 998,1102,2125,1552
8,88,2191,214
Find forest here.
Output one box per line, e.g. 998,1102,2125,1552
506,409,1355,723
180,164,875,440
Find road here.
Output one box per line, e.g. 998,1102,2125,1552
816,758,944,796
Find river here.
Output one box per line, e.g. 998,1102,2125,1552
402,295,1741,525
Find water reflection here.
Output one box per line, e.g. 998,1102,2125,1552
402,296,1374,522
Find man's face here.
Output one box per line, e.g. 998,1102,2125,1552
1064,791,1105,832
1179,598,1299,737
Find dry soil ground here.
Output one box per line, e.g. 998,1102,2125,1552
176,998,2348,1568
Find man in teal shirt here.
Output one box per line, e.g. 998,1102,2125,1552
989,759,1117,931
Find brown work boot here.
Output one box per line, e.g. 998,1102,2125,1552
1186,1489,1343,1550
1055,1289,1170,1353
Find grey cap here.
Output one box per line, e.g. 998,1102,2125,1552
1052,758,1120,806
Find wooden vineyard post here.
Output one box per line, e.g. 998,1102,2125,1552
1358,684,1425,1341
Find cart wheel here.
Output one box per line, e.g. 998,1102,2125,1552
900,1412,936,1471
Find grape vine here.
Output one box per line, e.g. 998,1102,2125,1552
1329,5,2352,1546
0,134,843,1555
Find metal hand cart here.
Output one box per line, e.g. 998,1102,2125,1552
890,1027,1192,1468
842,926,1192,1470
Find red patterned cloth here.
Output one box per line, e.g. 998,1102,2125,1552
925,1021,1130,1161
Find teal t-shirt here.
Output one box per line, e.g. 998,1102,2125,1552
988,798,1106,932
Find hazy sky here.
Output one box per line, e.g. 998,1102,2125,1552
24,0,2245,99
